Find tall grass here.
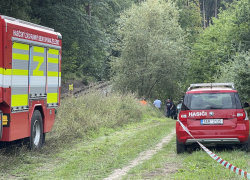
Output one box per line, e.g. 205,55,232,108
49,91,163,142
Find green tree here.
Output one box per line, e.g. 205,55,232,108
91,0,137,80
0,0,39,23
200,0,234,27
216,51,250,101
29,0,138,80
111,0,187,99
175,0,202,45
189,0,250,83
30,0,110,80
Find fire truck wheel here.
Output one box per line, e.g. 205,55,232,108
29,110,44,150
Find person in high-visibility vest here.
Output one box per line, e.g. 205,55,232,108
140,98,147,105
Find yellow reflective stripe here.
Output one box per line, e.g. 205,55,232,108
48,57,58,64
13,53,29,61
34,46,44,53
59,72,61,77
12,69,28,76
47,93,58,103
0,68,56,76
12,94,28,106
0,68,29,75
0,69,29,75
13,42,29,50
4,69,11,75
48,71,59,77
33,56,44,76
48,49,59,55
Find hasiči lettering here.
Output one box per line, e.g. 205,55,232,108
188,111,207,117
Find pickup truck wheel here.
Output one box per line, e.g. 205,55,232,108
176,138,186,154
242,138,250,152
29,110,43,150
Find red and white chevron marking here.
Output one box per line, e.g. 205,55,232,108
177,120,250,179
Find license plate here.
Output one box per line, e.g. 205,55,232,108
201,119,223,125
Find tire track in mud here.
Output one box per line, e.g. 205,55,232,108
103,129,176,180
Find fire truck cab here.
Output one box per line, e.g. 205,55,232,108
0,15,62,149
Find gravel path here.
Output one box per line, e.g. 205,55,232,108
103,129,176,180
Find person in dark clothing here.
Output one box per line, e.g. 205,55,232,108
166,99,174,118
244,102,250,108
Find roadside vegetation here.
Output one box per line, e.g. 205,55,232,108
49,90,163,143
0,91,175,179
123,137,250,180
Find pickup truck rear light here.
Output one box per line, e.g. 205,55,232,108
179,113,187,122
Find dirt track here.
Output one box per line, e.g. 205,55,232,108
103,129,176,180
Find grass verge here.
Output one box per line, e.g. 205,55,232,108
172,147,250,180
123,136,250,180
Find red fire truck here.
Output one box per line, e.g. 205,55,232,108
0,15,62,149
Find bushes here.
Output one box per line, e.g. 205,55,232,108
48,91,163,142
216,51,250,101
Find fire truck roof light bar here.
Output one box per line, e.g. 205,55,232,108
1,15,55,32
188,83,235,91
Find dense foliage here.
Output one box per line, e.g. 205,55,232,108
190,0,250,100
2,0,250,101
0,0,138,81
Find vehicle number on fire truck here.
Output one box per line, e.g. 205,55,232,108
201,119,223,125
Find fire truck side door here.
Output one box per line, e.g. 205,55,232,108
47,48,59,107
30,46,46,98
11,42,29,111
